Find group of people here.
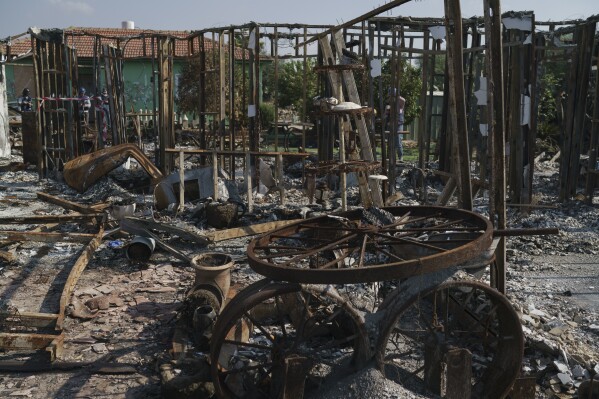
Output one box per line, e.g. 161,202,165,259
18,84,403,156
18,86,111,142
76,87,110,125
79,87,111,142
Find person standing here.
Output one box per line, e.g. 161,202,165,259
100,88,110,128
18,88,33,112
396,94,406,161
386,88,406,161
98,87,111,142
78,87,91,125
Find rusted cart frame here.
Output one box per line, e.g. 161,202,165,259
248,206,493,284
213,204,559,398
0,216,104,362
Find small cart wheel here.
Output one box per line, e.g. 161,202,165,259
210,279,370,398
376,272,523,398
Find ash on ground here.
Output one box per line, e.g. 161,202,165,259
0,153,598,398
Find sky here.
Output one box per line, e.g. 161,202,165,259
1,0,597,39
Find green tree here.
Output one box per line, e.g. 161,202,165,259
535,52,570,152
175,57,203,117
175,50,249,127
277,59,318,113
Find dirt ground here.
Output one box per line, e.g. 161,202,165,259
0,155,598,398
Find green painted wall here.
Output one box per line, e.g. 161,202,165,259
3,58,184,115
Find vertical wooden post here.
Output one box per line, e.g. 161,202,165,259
465,26,481,176
339,115,347,211
245,151,253,213
424,337,442,395
302,27,308,183
157,36,175,175
248,25,259,153
229,29,236,175
527,14,538,205
485,0,507,294
64,39,74,158
438,58,451,172
566,23,595,199
254,25,262,151
179,151,185,211
212,151,219,201
0,64,10,158
585,38,599,202
418,30,430,169
274,27,279,152
445,0,473,211
388,30,398,193
276,153,285,206
281,356,312,399
507,30,523,203
219,32,226,171
445,348,472,399
368,24,377,160
427,39,440,165
198,33,207,165
377,22,387,183
150,37,159,166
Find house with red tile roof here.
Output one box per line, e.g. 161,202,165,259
1,26,250,115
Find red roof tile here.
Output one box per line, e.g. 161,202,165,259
2,27,248,60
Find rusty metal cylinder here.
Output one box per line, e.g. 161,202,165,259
190,252,233,299
193,304,216,332
126,236,156,261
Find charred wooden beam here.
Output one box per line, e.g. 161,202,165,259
37,192,109,214
0,231,98,243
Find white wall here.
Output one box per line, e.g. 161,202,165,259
0,64,12,158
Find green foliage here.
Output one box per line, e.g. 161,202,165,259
259,102,275,128
537,57,569,150
175,50,248,126
277,59,318,113
175,58,203,116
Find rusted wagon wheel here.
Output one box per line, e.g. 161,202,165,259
375,271,523,398
248,206,493,284
210,279,370,398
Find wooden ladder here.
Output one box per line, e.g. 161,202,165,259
318,31,384,207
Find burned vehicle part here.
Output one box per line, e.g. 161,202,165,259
63,143,163,193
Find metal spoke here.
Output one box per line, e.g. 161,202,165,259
244,311,275,343
223,339,272,351
277,232,358,268
219,362,274,376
